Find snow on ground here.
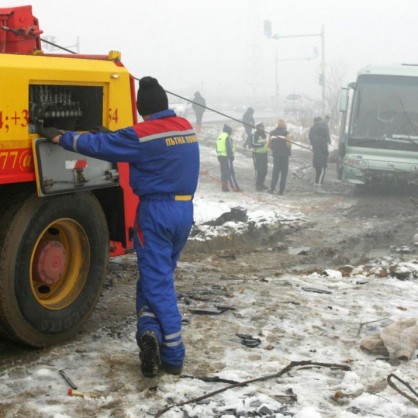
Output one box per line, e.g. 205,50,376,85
1,124,418,418
192,121,306,233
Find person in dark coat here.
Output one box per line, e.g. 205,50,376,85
242,107,255,148
268,119,291,195
308,116,330,193
192,92,206,133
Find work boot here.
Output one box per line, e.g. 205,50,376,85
161,362,183,376
139,331,161,378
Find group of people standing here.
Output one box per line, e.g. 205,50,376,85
215,107,331,195
194,96,330,195
249,118,292,195
240,105,293,195
215,115,291,195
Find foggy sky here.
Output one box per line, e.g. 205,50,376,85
4,0,418,106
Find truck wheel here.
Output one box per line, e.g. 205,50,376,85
0,188,109,347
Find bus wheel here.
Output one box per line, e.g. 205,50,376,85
0,189,109,347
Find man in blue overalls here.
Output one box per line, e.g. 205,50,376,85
38,77,200,378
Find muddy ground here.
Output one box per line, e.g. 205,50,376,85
1,121,418,417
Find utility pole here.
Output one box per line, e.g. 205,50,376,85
264,20,326,114
274,48,279,109
246,2,262,104
320,24,325,115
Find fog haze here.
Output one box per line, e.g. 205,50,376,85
5,0,418,108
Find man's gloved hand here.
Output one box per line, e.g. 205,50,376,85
90,126,113,134
37,121,65,142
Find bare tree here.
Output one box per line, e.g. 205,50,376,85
324,61,347,134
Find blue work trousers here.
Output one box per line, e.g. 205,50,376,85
134,197,193,368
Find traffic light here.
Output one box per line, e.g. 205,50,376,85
264,20,272,37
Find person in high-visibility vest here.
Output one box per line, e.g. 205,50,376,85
251,122,268,191
216,124,241,192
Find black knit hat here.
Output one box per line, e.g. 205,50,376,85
136,76,168,116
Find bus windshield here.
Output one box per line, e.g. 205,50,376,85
350,74,418,144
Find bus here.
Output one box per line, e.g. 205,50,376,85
337,64,418,186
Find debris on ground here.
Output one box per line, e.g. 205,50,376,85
203,206,248,226
360,318,418,364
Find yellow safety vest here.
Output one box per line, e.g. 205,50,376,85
253,132,268,154
216,132,228,156
254,141,268,154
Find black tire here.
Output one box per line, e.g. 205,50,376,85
0,188,109,347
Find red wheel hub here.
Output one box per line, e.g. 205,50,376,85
37,241,66,285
